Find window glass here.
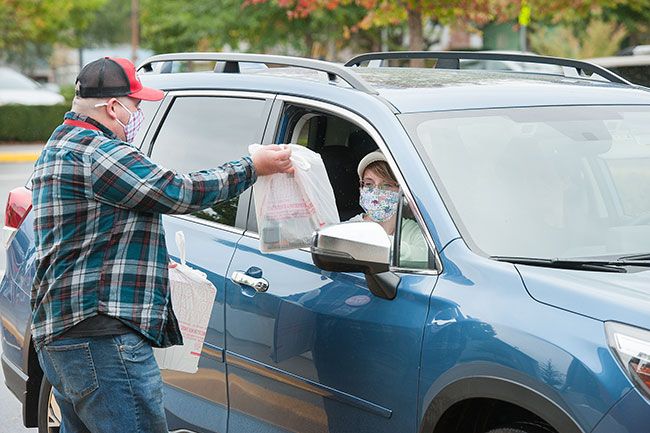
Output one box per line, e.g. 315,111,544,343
396,199,432,269
150,96,269,226
603,111,650,217
133,99,163,148
401,105,650,259
293,116,315,146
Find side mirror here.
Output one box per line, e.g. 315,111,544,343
311,221,400,300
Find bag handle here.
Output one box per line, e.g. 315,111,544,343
249,143,312,171
175,231,186,266
290,153,310,171
288,144,311,171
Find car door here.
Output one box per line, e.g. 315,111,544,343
145,90,274,433
224,97,439,433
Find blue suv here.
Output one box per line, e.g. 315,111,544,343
2,51,650,433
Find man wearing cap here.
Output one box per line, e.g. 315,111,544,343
30,57,292,433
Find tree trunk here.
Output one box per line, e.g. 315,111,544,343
407,8,424,67
305,33,314,58
326,26,337,61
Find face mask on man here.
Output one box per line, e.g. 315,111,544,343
95,99,144,143
359,186,400,222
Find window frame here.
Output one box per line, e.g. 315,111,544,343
131,98,165,151
143,89,276,233
243,94,442,275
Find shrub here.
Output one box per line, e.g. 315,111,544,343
0,104,69,142
60,84,76,104
530,19,627,59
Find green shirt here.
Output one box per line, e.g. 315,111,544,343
348,214,429,267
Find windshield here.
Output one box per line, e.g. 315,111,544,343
401,105,650,260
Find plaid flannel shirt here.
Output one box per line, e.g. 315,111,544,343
31,112,256,350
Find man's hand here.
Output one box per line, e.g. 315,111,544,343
251,145,294,176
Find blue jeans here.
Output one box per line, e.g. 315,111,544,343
37,332,168,433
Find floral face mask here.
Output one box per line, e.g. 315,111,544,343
359,186,400,222
95,99,144,143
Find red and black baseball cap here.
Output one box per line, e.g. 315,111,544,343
76,57,164,101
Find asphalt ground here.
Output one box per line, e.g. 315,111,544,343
0,147,41,432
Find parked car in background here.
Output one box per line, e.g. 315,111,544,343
362,50,566,75
459,51,564,75
0,67,65,106
2,51,650,433
618,45,650,56
587,55,650,87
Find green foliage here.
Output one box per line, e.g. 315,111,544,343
140,0,370,58
0,0,108,72
602,0,650,46
140,0,282,53
82,0,132,47
524,0,626,23
59,85,77,104
0,0,108,51
1,0,648,71
529,18,627,58
0,104,69,142
245,0,637,53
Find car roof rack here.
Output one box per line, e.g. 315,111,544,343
138,52,378,95
345,51,632,85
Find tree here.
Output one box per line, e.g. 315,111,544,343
249,0,512,57
529,18,627,58
140,0,294,54
525,1,649,58
140,0,370,59
0,0,107,70
83,0,132,47
602,0,650,47
539,359,564,388
142,0,372,58
250,0,633,58
0,0,107,50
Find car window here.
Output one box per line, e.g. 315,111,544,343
133,99,163,149
274,106,377,223
396,199,432,270
258,103,435,269
150,95,269,227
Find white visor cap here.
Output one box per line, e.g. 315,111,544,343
357,151,387,179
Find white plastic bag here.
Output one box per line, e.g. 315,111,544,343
153,231,217,373
249,144,339,252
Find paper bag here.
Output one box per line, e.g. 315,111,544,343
153,231,217,373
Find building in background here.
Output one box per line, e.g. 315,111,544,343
50,44,154,86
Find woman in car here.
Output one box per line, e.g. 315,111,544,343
350,151,429,267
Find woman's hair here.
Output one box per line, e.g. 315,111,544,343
364,160,397,183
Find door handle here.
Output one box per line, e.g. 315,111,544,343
431,318,456,326
231,271,269,293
